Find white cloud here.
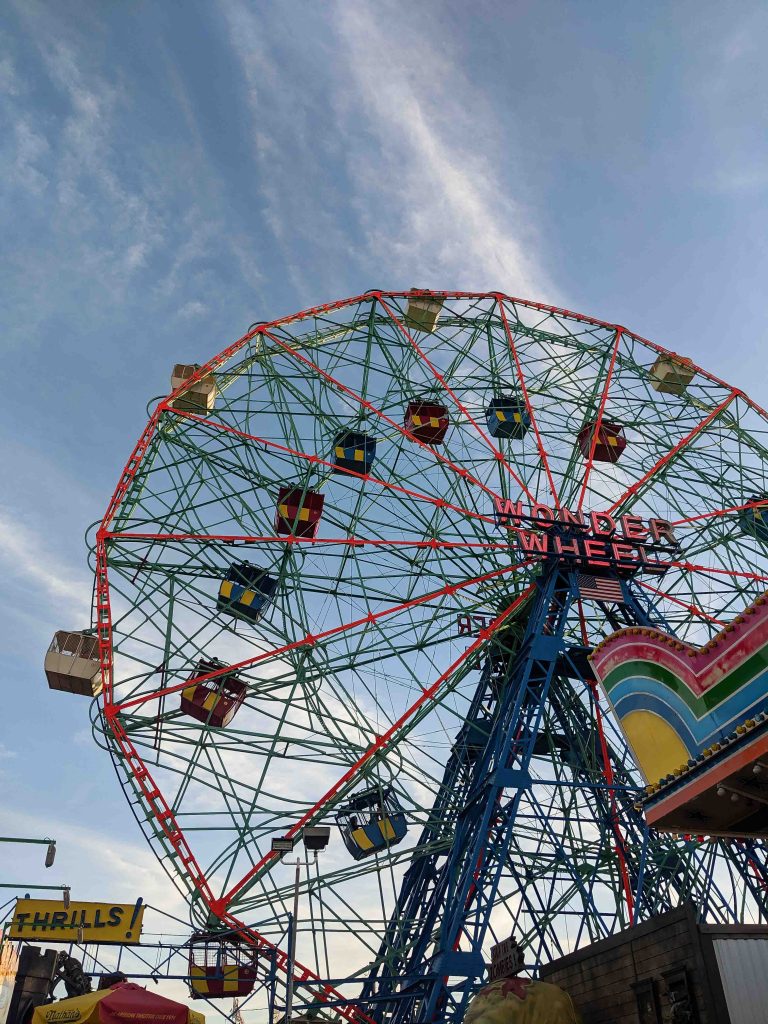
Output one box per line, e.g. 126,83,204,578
177,300,208,320
331,0,558,298
0,507,91,617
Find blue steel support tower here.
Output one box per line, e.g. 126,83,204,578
361,563,763,1023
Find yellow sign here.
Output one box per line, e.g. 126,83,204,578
8,899,144,945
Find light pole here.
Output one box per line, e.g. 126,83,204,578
272,827,330,1024
0,837,57,867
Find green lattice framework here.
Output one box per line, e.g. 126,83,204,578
91,291,768,1018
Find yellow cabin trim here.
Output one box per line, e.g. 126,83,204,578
378,817,396,841
351,826,374,850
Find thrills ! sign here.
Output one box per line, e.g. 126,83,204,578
8,899,144,945
493,498,678,571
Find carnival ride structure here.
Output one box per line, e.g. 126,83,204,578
46,290,768,1022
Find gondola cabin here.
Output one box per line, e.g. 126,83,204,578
577,420,627,463
649,353,696,395
275,486,324,539
403,292,444,333
180,659,246,727
486,395,530,440
455,714,492,762
44,631,102,697
336,785,408,860
217,563,277,624
739,495,768,544
333,431,376,475
405,401,449,445
170,363,217,414
188,932,259,999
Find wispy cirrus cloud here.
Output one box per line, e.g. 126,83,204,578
331,0,558,299
222,0,558,302
0,507,91,617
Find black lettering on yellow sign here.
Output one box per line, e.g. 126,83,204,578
9,899,144,944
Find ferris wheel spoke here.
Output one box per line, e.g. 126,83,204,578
576,327,624,513
220,586,536,908
606,391,738,517
633,579,725,626
670,497,768,529
667,559,768,585
377,295,538,506
259,327,505,506
165,406,495,529
112,561,535,714
104,530,514,556
496,297,561,509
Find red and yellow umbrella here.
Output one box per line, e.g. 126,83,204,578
33,983,205,1024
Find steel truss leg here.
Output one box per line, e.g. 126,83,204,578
362,570,768,1023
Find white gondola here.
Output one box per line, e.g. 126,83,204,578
170,363,217,413
403,290,444,333
650,353,696,395
44,631,102,697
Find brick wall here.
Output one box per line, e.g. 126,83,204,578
539,905,721,1023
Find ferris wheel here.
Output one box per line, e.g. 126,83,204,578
72,290,768,1021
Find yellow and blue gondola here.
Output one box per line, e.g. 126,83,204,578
336,785,408,861
217,562,277,624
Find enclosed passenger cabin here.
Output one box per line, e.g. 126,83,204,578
44,631,102,697
739,494,768,544
649,353,696,395
217,562,278,624
405,400,449,445
336,785,408,860
403,291,444,333
454,714,493,763
333,431,376,475
275,486,324,539
170,363,217,414
188,932,259,999
180,659,246,728
486,394,530,440
577,420,627,463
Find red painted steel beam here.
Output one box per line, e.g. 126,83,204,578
113,560,534,713
606,392,738,516
576,327,624,513
219,585,537,907
636,579,725,626
165,407,494,529
377,295,537,505
106,530,514,554
496,297,561,510
670,498,768,529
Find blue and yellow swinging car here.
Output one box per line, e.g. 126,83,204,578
485,393,530,440
740,494,768,544
217,562,278,624
332,430,376,475
336,785,408,861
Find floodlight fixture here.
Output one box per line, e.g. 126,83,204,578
302,826,330,852
271,837,296,854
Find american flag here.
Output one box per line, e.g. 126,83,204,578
577,573,625,604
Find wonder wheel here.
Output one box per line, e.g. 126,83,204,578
88,291,768,1022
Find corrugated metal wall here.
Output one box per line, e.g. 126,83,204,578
713,937,768,1024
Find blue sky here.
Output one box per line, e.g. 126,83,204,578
1,0,768,983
